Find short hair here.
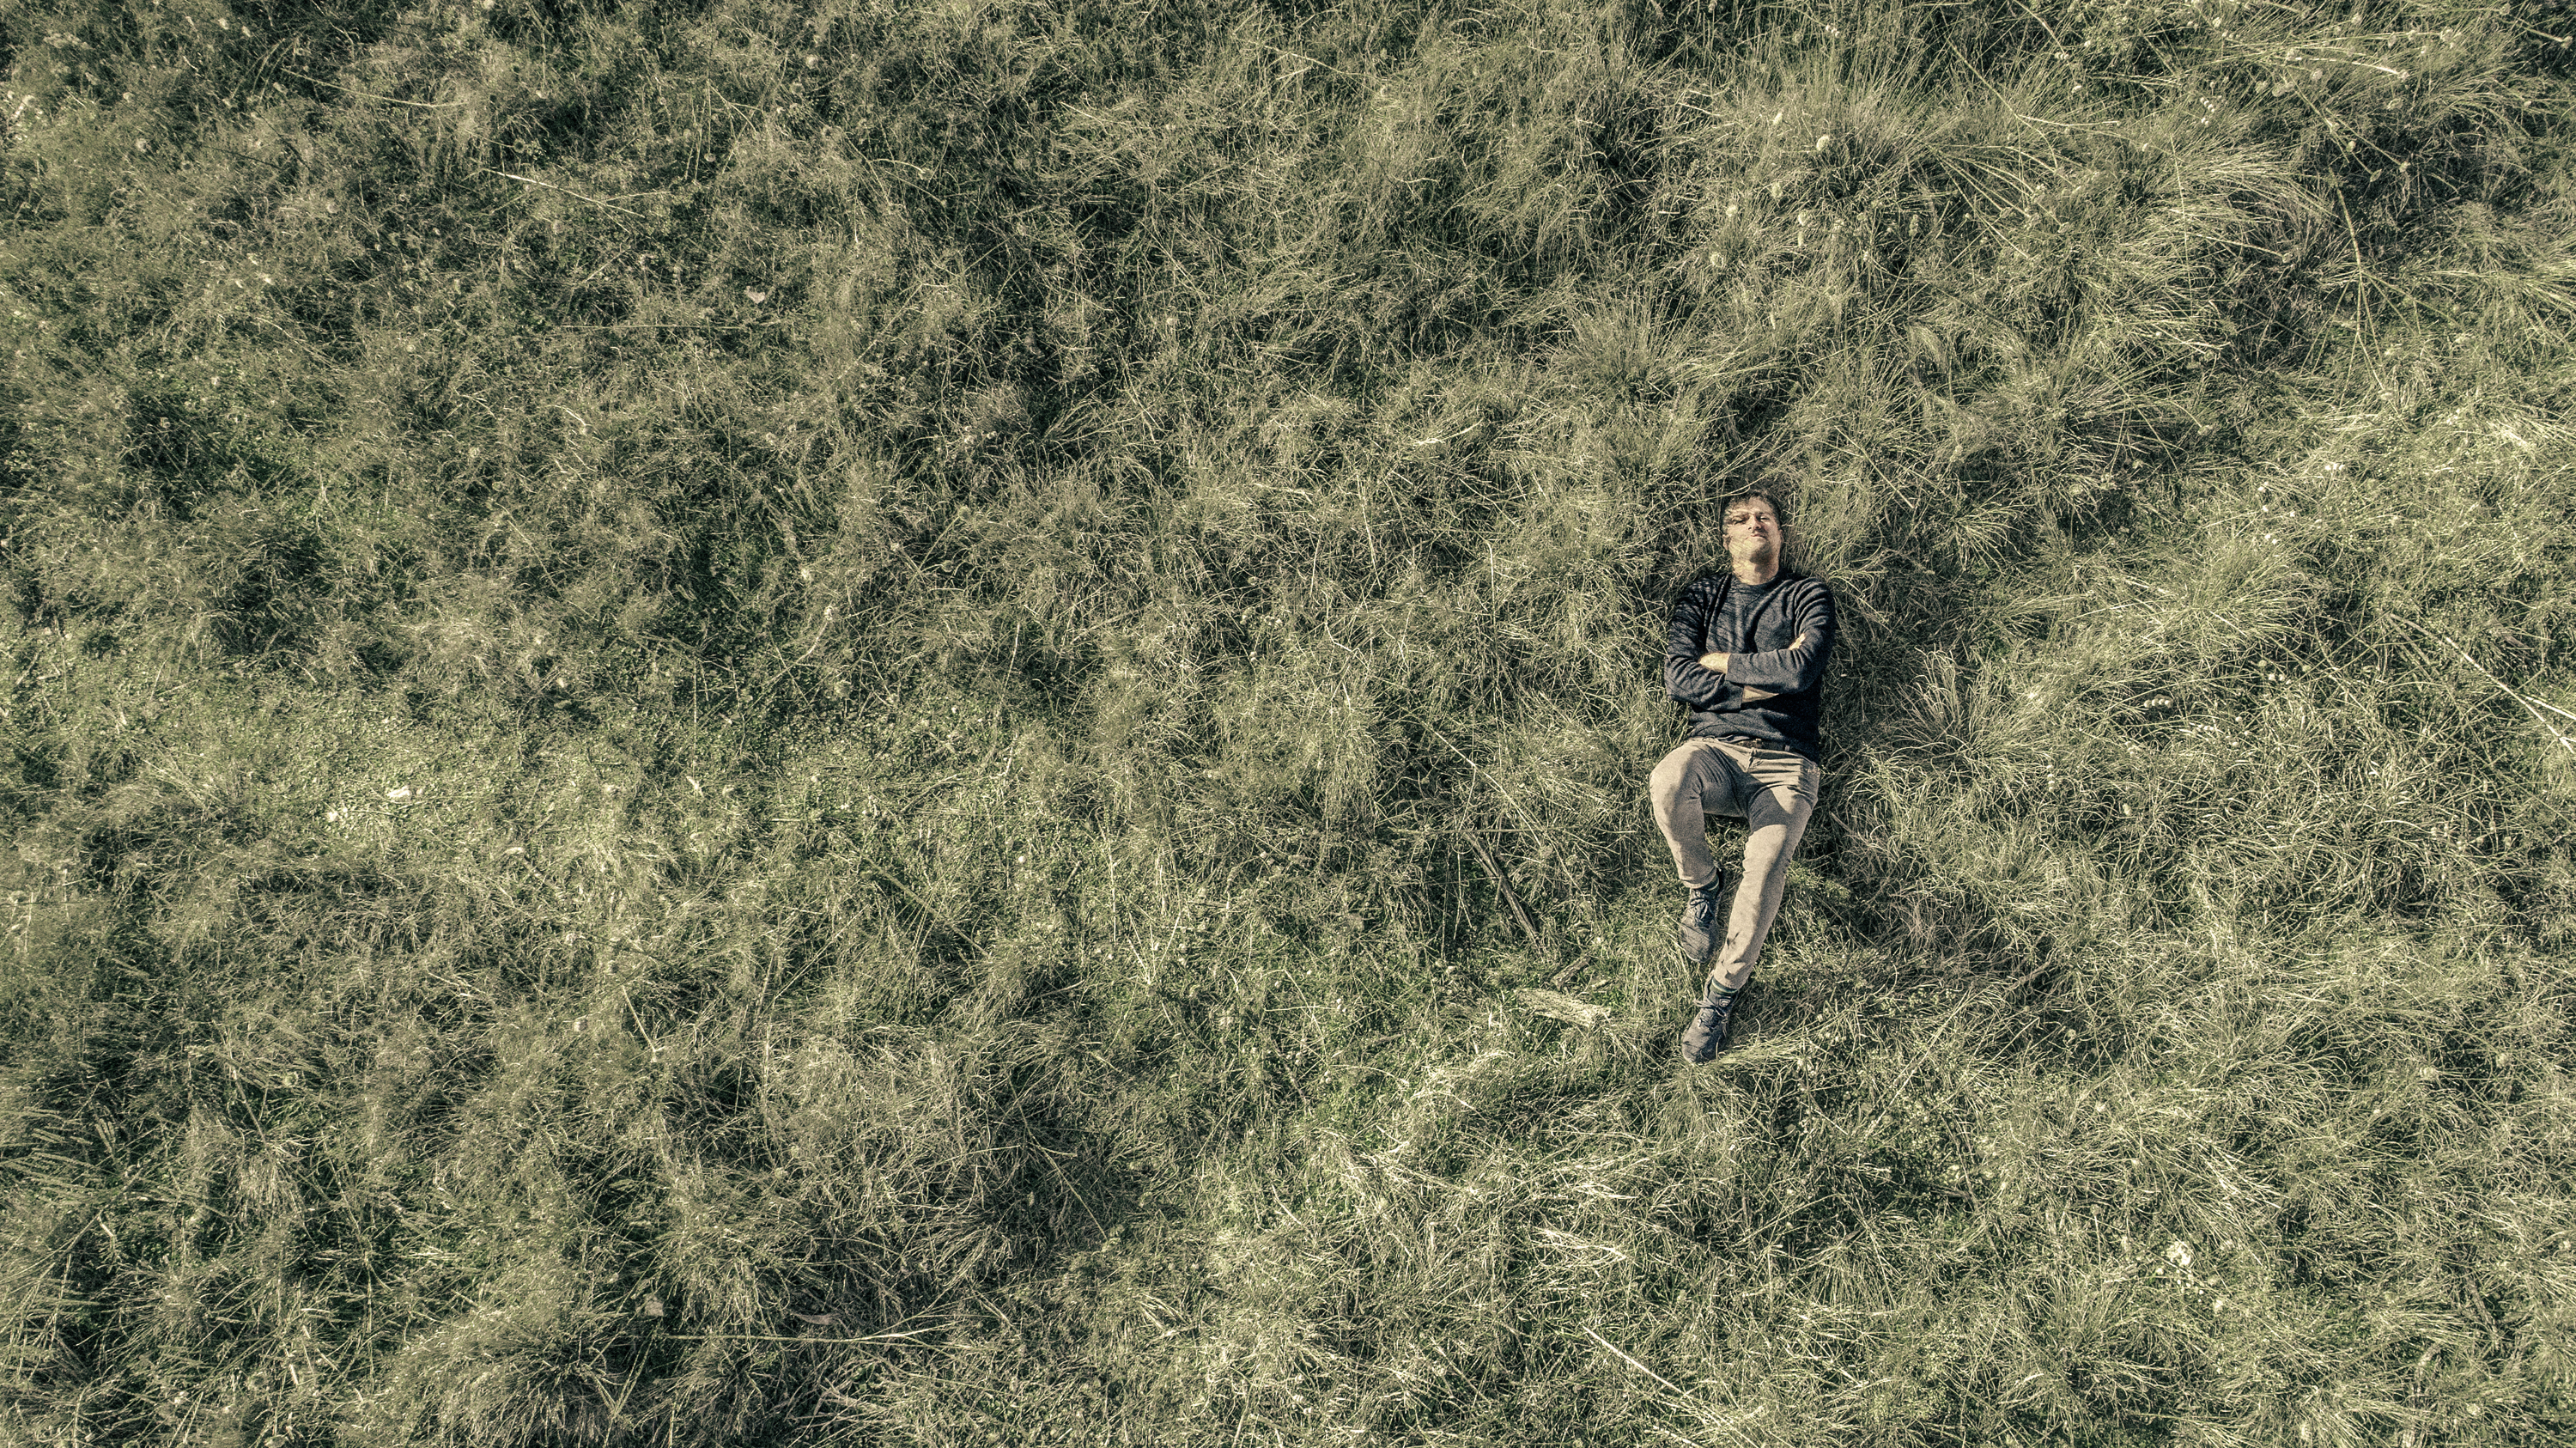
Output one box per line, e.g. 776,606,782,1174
1720,488,1792,530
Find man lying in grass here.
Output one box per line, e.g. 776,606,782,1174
1649,488,1837,1062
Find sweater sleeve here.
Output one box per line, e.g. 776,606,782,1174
1721,579,1835,697
1664,578,1730,707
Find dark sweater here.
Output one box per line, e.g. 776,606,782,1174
1663,569,1837,762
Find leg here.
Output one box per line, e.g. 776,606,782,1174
1701,752,1819,1001
1659,741,1760,1063
1648,739,1737,889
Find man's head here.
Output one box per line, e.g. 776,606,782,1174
1720,489,1790,577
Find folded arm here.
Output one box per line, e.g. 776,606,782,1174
1722,582,1836,697
1664,579,1730,706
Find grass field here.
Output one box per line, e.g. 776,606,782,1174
6,0,2576,1442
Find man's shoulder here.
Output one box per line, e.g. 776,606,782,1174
1672,572,1730,605
1729,569,1832,593
1677,569,1834,598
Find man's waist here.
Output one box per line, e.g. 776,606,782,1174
1684,719,1820,761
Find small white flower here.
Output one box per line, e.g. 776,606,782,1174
2166,1239,2194,1269
386,787,413,800
325,809,341,822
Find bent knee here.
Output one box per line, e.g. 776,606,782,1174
1647,749,1699,800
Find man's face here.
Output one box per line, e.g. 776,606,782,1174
1724,498,1782,562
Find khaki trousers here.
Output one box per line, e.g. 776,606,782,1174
1647,737,1820,1000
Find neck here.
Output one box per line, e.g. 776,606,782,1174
1730,557,1780,586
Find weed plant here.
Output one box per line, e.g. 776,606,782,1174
4,0,2575,1443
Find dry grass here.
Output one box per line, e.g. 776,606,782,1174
3,0,2574,1443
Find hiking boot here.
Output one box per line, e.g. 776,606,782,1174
1674,881,1725,964
1679,995,1735,1064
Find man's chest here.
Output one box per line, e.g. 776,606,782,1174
1705,585,1797,650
